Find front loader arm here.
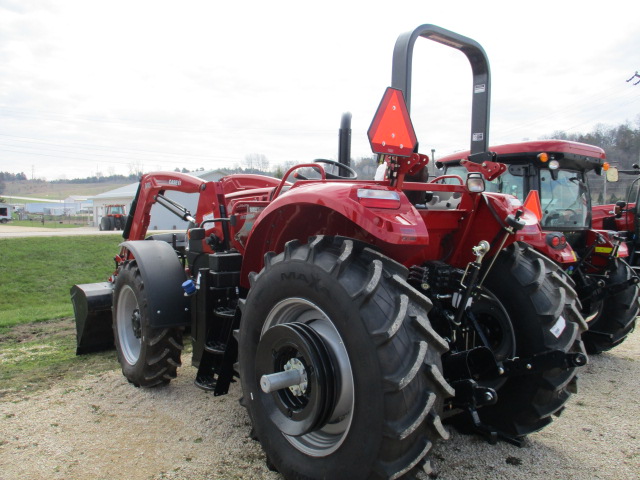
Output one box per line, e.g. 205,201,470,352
123,172,216,241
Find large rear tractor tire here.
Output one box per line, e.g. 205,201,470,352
112,261,183,387
238,236,453,479
480,242,588,437
582,258,639,354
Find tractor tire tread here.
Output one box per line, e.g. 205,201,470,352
582,258,639,353
113,261,183,388
238,235,452,479
481,242,586,436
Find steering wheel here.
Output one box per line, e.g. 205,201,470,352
311,159,358,180
545,208,578,227
562,208,579,223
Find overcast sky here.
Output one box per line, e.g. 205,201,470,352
1,0,639,181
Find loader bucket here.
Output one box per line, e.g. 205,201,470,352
70,282,114,355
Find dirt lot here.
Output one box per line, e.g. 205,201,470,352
1,331,639,480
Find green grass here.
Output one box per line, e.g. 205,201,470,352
0,235,124,395
1,179,128,200
0,235,122,332
0,318,119,396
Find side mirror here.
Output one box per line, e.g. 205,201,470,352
606,167,619,182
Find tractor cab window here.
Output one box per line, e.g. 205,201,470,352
442,165,524,198
540,169,589,229
109,205,125,215
626,180,640,207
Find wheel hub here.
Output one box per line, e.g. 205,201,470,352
256,322,337,437
131,309,142,339
283,357,308,396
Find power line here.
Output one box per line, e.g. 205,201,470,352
627,71,640,85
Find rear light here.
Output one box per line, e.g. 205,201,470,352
546,233,567,250
357,189,401,209
466,172,485,193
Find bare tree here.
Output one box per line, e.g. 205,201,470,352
244,153,269,172
128,160,145,177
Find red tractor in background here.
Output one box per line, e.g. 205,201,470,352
99,204,127,231
591,164,640,265
439,140,639,354
71,25,587,479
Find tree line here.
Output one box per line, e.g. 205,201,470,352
546,118,640,204
546,118,640,170
0,171,28,181
2,118,638,193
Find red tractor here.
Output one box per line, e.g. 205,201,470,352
438,140,639,354
99,204,127,231
591,164,640,265
71,25,587,479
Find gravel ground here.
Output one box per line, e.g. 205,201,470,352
1,333,638,480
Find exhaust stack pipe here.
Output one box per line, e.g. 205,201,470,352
338,112,352,167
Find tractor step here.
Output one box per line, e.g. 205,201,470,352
204,340,227,355
194,374,218,391
193,306,239,396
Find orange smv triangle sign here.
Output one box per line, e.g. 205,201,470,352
367,87,417,157
523,189,543,221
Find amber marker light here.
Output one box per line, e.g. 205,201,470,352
537,152,549,163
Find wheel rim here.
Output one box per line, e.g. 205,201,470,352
258,298,354,457
116,284,142,365
453,294,515,362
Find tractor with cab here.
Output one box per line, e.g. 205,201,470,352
439,140,639,353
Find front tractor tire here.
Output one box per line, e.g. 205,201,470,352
582,258,639,354
112,261,183,387
238,236,453,480
480,242,588,437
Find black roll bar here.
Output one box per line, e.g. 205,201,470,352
391,24,491,159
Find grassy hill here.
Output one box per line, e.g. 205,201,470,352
1,179,130,200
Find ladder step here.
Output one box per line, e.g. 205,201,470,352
194,375,217,391
204,341,226,355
